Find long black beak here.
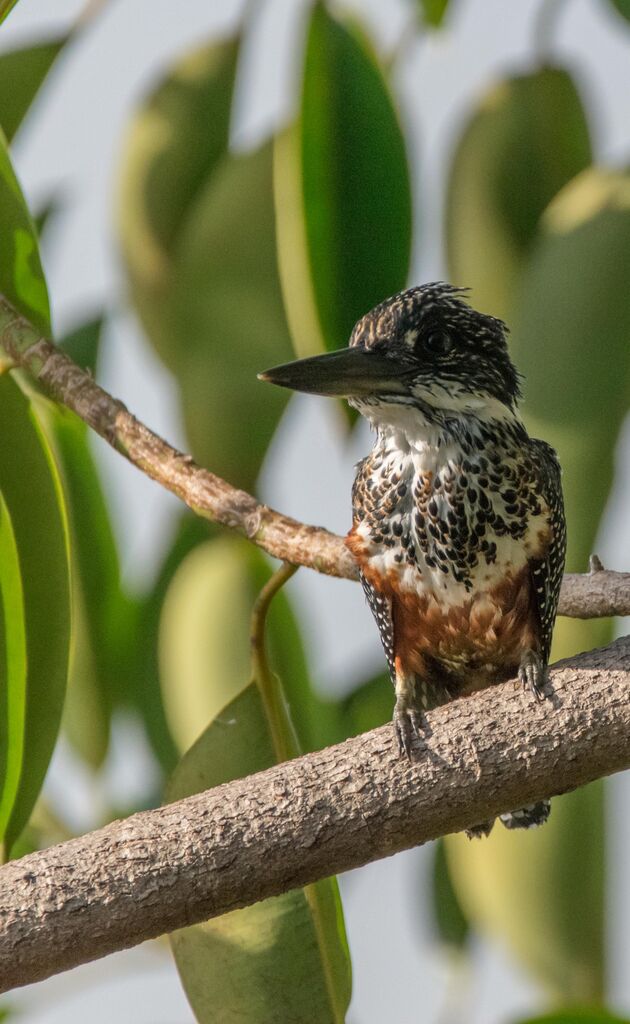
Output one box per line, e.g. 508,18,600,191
258,347,406,398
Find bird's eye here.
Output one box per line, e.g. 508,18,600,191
423,332,453,356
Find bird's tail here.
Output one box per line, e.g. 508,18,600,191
499,800,551,830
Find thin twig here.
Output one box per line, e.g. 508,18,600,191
250,562,300,762
1,296,629,614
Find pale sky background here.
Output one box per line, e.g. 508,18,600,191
3,0,630,1021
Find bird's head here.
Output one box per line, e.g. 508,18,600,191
259,283,522,432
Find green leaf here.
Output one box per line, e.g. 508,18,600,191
606,0,630,25
447,66,591,321
446,783,604,1003
159,535,341,755
166,685,352,1024
0,375,70,854
46,404,130,765
0,491,27,845
132,514,212,776
418,0,449,27
0,128,50,336
118,36,293,490
171,141,293,486
159,537,261,753
254,559,344,753
510,168,630,572
430,838,469,951
0,34,67,142
0,1,19,27
32,319,134,769
274,2,412,359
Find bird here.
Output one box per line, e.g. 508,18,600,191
259,283,566,836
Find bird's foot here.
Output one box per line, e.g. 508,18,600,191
518,649,547,703
466,820,495,840
500,800,551,830
393,695,424,760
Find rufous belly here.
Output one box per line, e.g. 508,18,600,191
350,530,539,693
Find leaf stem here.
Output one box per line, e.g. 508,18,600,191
250,562,300,763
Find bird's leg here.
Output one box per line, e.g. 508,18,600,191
393,662,423,759
518,648,547,702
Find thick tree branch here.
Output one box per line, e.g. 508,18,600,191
1,635,629,993
1,298,629,616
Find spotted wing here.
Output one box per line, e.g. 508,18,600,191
359,573,396,683
528,440,567,664
353,458,447,712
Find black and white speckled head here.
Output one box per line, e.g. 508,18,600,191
349,283,522,417
259,283,523,431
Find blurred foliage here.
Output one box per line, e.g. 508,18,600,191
37,320,138,769
607,0,630,25
275,3,411,361
446,783,605,1003
418,0,450,27
430,837,470,951
118,35,293,490
446,67,630,1003
0,124,50,335
0,33,66,141
447,66,592,323
158,535,345,755
166,564,351,1024
0,1,18,26
0,0,628,1020
0,376,70,857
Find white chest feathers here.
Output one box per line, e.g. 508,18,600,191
353,432,549,609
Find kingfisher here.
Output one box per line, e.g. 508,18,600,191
260,283,566,835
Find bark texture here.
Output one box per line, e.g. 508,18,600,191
1,298,629,614
1,635,629,993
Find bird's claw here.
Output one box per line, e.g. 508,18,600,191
518,650,547,703
465,820,494,840
393,697,423,760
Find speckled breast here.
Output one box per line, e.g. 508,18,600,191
347,439,551,686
